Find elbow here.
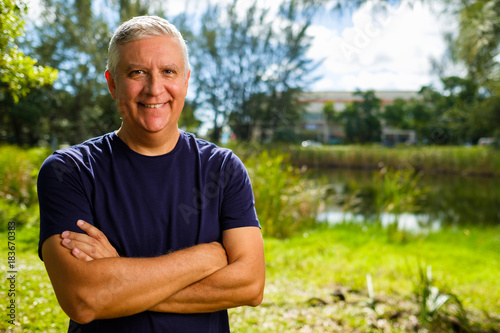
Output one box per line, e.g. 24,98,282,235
245,281,265,307
58,290,97,324
243,266,265,307
247,292,264,307
69,310,95,325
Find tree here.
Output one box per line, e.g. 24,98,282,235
23,0,116,144
406,98,434,143
433,0,500,145
0,0,57,104
340,90,381,143
381,98,410,129
257,0,319,143
0,0,57,144
0,0,58,144
178,100,202,135
451,0,500,88
190,0,318,142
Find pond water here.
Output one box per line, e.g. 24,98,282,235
313,168,500,230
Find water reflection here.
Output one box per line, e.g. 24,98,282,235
317,210,441,232
314,169,500,229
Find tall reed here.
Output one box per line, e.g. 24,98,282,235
243,150,328,238
288,145,499,176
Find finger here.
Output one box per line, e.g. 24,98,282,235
71,247,94,262
61,239,95,261
61,230,95,243
76,220,107,242
61,238,105,259
61,227,119,259
61,226,107,249
76,220,120,258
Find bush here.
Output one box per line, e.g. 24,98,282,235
0,145,51,230
243,150,329,238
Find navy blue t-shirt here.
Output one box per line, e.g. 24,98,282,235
37,131,260,333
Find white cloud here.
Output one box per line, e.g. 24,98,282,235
307,0,456,92
25,0,456,93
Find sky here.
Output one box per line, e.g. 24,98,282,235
26,0,458,93
167,0,458,93
305,1,457,92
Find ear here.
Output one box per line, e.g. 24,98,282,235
105,71,117,100
184,70,191,96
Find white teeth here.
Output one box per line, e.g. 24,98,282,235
143,103,164,108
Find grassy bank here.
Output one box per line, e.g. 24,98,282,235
288,145,500,177
1,224,499,332
233,224,500,332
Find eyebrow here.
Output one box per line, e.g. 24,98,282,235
123,63,182,72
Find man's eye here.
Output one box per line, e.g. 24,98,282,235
163,69,175,75
129,70,145,76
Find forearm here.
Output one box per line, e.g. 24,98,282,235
79,248,219,318
150,259,264,313
150,227,266,314
43,236,226,323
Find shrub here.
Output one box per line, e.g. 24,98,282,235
243,150,329,238
0,145,51,230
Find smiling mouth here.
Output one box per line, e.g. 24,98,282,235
142,103,165,109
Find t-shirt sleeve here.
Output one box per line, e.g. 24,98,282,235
219,152,260,230
37,152,94,260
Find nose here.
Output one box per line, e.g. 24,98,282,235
144,73,163,96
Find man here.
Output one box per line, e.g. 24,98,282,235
37,15,265,332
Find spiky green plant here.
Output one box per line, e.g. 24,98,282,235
414,265,472,332
244,150,330,238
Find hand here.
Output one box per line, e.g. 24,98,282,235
61,220,120,261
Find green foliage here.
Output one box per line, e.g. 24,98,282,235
413,265,472,332
381,98,410,129
374,167,427,219
0,145,51,230
178,100,202,135
373,167,427,243
190,0,316,142
23,0,118,145
452,0,500,86
322,101,337,122
434,0,500,145
289,144,500,176
271,127,299,143
243,150,328,238
0,0,57,103
340,90,382,144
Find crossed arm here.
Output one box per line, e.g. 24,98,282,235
42,220,265,324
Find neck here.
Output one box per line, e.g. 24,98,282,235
116,125,180,156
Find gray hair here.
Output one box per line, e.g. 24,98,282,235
106,15,190,77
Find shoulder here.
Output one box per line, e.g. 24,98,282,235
39,133,114,181
46,133,114,162
181,131,239,165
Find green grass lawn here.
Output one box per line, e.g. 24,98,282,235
240,224,500,332
1,224,499,332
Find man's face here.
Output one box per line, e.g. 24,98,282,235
106,36,190,136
